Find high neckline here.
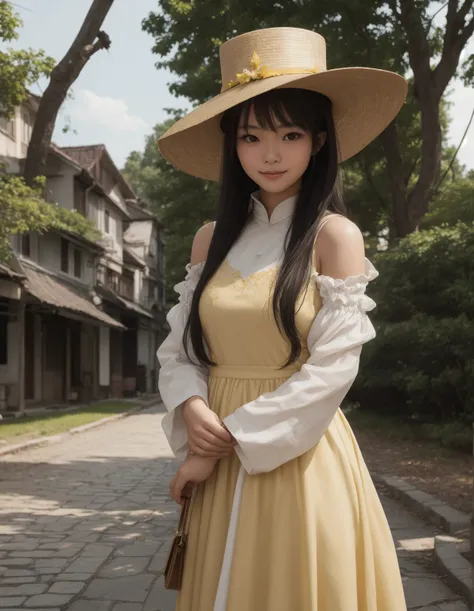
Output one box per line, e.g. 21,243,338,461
250,192,297,225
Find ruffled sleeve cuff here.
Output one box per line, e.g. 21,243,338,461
313,257,378,312
157,261,208,458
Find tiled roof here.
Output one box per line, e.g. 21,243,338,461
0,263,24,281
60,145,105,170
23,264,125,329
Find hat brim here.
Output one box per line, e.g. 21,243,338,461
158,67,408,181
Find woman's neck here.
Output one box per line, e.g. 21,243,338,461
258,181,301,216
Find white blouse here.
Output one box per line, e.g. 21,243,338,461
157,193,378,473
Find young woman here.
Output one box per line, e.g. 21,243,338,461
157,27,408,611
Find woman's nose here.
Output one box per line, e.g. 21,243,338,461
263,141,281,164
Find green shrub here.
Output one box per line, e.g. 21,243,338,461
352,222,474,429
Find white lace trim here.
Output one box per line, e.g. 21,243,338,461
313,258,378,312
173,261,205,308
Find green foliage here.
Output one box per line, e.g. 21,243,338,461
123,121,217,300
0,175,101,262
422,178,474,229
0,2,54,118
352,223,474,431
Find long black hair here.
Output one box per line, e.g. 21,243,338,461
184,88,347,367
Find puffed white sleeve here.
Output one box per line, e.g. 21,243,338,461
157,262,208,459
223,258,379,475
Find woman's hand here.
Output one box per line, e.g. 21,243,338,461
182,396,235,458
170,455,217,504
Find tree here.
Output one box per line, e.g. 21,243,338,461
0,1,102,262
0,1,54,116
123,120,217,300
143,0,474,237
0,175,100,262
23,0,115,186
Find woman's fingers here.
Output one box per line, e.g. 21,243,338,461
170,471,188,504
199,426,233,448
207,419,234,443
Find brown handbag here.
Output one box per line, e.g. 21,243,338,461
164,492,193,590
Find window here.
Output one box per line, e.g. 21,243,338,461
21,234,31,258
21,111,32,145
73,249,82,278
73,179,86,216
0,315,7,365
60,238,69,273
104,210,110,234
0,115,15,139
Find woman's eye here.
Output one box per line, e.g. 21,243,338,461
283,132,303,141
240,134,258,143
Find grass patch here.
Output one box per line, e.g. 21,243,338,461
0,401,136,441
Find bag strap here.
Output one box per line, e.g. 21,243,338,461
176,493,193,536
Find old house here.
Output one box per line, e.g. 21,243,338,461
0,98,166,412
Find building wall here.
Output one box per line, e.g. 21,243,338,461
47,165,76,210
37,233,95,287
0,104,33,160
87,192,101,226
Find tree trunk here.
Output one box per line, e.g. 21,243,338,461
23,0,115,187
391,0,472,236
380,122,410,238
381,91,442,238
405,94,442,232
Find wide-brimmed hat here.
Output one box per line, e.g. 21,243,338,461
158,27,408,181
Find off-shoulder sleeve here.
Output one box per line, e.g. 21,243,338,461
157,262,208,458
223,258,379,475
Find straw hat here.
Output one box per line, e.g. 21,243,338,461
158,27,407,181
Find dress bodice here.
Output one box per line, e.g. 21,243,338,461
199,193,322,370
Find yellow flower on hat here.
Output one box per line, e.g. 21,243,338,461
232,51,265,87
227,50,320,90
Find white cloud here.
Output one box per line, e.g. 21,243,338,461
70,89,149,133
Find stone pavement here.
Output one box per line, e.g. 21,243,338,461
0,404,469,611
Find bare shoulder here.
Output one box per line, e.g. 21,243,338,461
190,221,216,265
314,215,365,278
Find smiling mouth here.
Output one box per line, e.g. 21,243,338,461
259,170,287,176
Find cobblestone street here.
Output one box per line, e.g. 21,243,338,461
0,404,469,611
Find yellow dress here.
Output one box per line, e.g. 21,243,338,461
158,195,407,611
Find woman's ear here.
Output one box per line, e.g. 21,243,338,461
312,132,327,155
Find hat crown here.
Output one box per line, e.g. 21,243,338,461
219,27,327,92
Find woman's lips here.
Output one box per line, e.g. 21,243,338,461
259,171,287,180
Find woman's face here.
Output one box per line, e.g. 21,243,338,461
236,105,314,195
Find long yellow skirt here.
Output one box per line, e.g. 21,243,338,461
176,371,407,611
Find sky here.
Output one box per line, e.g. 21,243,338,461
9,0,474,171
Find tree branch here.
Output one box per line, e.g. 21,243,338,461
458,0,473,23
434,0,474,95
81,31,111,60
398,0,432,85
459,13,474,47
426,1,449,32
23,0,115,186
